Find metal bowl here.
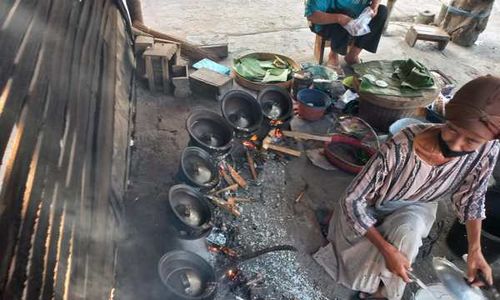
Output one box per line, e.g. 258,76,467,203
221,90,263,135
186,110,233,156
179,147,219,190
167,184,212,240
158,250,217,300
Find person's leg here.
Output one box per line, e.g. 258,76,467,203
319,23,350,66
373,202,438,300
353,5,388,54
345,45,363,65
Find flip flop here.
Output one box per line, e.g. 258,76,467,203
357,291,388,300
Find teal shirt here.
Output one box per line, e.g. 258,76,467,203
305,0,371,32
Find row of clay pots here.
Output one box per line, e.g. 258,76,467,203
159,86,293,300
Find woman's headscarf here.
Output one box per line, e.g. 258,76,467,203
446,75,500,140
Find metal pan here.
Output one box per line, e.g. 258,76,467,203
432,257,486,300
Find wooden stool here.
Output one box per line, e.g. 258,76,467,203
143,42,178,93
405,24,450,50
314,34,331,64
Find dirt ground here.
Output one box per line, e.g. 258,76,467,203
116,1,500,299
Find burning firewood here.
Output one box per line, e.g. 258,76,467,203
243,141,258,180
207,244,238,257
219,165,235,185
207,195,241,217
225,163,248,189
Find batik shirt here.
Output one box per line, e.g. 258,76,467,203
305,0,371,32
342,124,500,236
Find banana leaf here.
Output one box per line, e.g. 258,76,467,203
353,60,436,97
234,57,267,80
262,68,290,83
234,56,293,83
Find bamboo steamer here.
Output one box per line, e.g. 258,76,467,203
233,52,301,91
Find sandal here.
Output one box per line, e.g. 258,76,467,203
357,291,388,300
325,62,345,78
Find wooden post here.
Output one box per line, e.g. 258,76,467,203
383,0,397,33
441,0,494,46
314,35,330,64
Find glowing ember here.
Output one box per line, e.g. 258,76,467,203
226,268,239,280
270,119,284,126
250,135,258,141
242,140,256,150
274,128,283,139
207,244,219,253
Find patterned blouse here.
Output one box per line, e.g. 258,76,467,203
342,124,500,236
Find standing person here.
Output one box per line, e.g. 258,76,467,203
305,0,387,74
313,75,500,300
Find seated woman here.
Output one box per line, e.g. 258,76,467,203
305,0,388,72
313,75,500,300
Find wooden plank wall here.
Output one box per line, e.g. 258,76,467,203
0,0,135,299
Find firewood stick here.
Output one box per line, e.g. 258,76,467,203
220,168,235,185
226,164,248,189
266,144,302,157
208,196,240,217
210,184,239,195
262,135,302,157
282,130,331,142
234,197,254,203
295,184,309,203
246,150,258,180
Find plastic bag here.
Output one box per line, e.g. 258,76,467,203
342,7,373,37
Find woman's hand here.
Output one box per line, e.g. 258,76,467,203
370,0,380,17
336,14,352,26
467,249,493,287
465,220,492,286
382,245,412,283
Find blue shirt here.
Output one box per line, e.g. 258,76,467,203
305,0,371,32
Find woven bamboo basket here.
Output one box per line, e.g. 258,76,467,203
233,52,301,91
353,77,439,132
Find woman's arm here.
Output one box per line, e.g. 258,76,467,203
307,11,352,26
365,227,412,283
465,219,493,285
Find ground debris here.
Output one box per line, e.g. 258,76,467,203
213,160,329,300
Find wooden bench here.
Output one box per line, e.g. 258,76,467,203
405,24,450,50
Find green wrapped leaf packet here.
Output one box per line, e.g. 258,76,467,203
234,55,295,83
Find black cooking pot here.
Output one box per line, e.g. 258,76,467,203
221,90,263,136
158,250,217,300
447,190,500,263
178,147,219,191
167,184,212,240
186,110,233,156
257,86,293,122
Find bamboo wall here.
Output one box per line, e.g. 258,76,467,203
0,0,135,299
